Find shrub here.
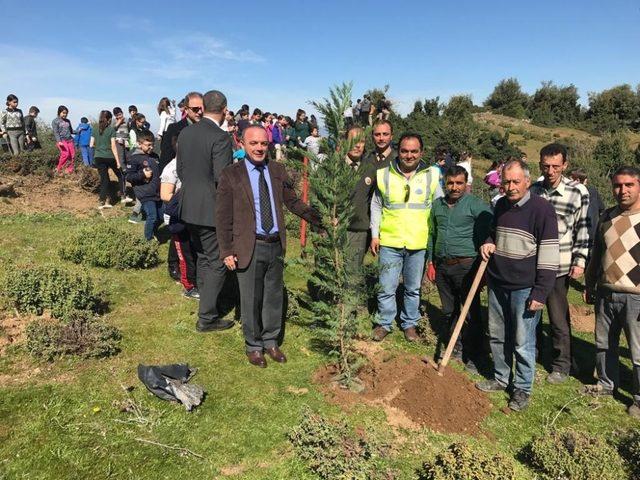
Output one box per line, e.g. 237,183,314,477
289,407,392,480
417,441,516,480
3,264,104,319
522,428,626,480
25,310,121,361
617,430,640,479
59,222,159,269
0,148,58,176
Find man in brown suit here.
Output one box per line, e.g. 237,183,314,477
216,126,321,367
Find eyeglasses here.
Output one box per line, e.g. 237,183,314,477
404,184,410,202
187,106,202,114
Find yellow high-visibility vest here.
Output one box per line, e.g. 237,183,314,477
377,162,440,250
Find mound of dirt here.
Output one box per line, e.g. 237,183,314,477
570,304,595,333
0,173,120,217
314,350,492,436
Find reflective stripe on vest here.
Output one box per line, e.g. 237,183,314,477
377,164,439,249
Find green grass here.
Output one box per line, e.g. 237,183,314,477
0,213,638,479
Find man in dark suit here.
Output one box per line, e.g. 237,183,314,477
362,119,397,165
216,126,321,367
177,90,233,332
159,92,205,173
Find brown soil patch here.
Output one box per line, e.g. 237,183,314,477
0,313,27,356
0,173,120,217
314,352,492,436
570,304,595,333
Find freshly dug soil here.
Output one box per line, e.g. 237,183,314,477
570,304,595,333
314,352,492,435
0,173,121,217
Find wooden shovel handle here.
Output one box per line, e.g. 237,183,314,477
437,258,488,374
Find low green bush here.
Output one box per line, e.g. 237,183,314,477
2,264,105,319
417,441,516,480
289,407,392,480
522,428,626,480
25,310,121,361
59,222,159,269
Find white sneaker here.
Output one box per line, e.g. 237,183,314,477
101,202,113,209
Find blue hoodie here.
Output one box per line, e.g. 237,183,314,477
75,123,92,146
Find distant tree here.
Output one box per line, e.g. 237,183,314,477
529,81,581,127
586,84,640,133
592,132,635,177
413,100,424,114
423,97,441,118
484,77,529,118
440,95,478,157
442,95,474,122
365,85,391,114
477,130,522,163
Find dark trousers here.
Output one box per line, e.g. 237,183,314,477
346,230,368,274
236,240,284,352
546,275,573,374
170,230,196,290
94,157,123,203
187,224,228,325
434,259,484,361
114,142,130,197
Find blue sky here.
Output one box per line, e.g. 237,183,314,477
2,0,639,130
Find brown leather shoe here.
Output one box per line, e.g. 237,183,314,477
247,351,267,368
265,347,287,363
372,326,389,342
404,327,418,343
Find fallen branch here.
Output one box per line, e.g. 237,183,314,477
134,437,205,459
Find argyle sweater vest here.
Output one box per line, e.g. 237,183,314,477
586,206,640,294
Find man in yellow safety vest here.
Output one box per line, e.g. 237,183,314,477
370,133,443,342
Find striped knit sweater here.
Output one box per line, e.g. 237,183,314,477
486,192,559,303
585,206,640,294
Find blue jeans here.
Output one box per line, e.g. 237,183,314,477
488,284,540,393
79,145,94,166
141,201,161,240
376,246,425,331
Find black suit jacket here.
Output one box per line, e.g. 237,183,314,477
216,160,321,269
177,117,232,227
159,117,188,171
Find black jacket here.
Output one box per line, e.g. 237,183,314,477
176,117,232,227
348,157,378,232
159,118,188,172
125,152,161,203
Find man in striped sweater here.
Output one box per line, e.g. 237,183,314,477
477,158,559,412
583,166,640,418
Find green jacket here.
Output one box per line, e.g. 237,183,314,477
428,193,493,261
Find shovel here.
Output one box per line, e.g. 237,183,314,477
427,258,488,376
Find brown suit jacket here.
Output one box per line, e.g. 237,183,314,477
216,159,321,269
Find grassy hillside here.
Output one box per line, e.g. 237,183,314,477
0,207,638,479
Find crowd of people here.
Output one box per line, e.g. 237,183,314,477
1,90,639,417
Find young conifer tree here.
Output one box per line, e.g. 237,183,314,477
303,82,370,389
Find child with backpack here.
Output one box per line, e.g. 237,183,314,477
125,130,161,241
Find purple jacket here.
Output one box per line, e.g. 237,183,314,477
271,123,283,145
